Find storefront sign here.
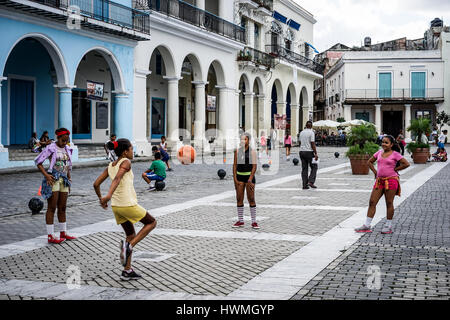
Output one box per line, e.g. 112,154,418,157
206,95,216,112
87,81,104,101
274,114,287,130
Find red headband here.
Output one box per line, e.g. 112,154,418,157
56,130,70,137
113,141,119,149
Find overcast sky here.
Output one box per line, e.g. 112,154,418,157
294,0,450,52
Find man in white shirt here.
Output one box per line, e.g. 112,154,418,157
299,121,319,189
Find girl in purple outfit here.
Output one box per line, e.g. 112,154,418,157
35,128,77,244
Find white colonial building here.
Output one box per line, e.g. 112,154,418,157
132,0,322,155
325,50,445,139
236,0,322,145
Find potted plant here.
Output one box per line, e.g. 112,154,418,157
406,118,431,164
345,123,379,175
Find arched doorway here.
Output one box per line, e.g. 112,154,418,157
147,46,176,141
238,74,250,131
2,35,67,146
270,79,283,129
73,48,125,143
253,77,264,137
179,53,202,141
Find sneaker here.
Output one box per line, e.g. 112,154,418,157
308,183,317,189
148,186,156,191
120,269,142,281
120,240,133,267
251,222,260,229
381,225,393,234
48,234,65,244
232,221,245,228
302,186,310,190
167,168,173,172
355,225,372,233
60,232,77,241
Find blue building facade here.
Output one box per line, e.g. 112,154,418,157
0,0,150,168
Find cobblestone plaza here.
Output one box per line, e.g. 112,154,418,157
0,147,448,300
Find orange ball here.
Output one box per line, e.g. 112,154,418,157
177,145,196,165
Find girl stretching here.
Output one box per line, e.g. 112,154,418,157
233,133,259,229
93,139,157,281
355,135,410,234
35,128,76,244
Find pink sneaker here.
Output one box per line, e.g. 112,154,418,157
233,221,244,228
251,222,260,229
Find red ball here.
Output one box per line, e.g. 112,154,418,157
177,145,196,165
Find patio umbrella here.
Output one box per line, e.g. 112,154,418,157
312,120,340,129
341,119,372,127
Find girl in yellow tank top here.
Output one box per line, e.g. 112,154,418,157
93,138,157,281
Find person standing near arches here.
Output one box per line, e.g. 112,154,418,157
232,133,259,229
299,121,318,189
35,128,77,244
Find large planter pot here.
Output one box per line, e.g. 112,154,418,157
412,148,430,164
349,154,370,175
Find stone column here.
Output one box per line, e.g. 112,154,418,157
134,69,152,155
302,105,310,131
165,77,180,144
193,81,207,143
57,86,74,141
257,95,266,136
375,104,382,134
276,101,286,147
0,77,6,148
196,0,205,10
0,78,7,167
244,92,254,133
290,104,299,143
247,20,255,48
404,104,411,139
218,87,229,140
343,104,352,122
113,92,131,141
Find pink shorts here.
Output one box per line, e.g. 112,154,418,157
373,178,399,191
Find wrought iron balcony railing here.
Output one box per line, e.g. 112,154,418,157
345,88,444,100
266,44,324,74
135,0,246,43
237,46,276,69
15,0,150,34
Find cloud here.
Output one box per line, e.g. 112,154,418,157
294,0,450,52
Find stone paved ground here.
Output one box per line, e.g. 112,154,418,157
0,146,448,301
291,160,450,300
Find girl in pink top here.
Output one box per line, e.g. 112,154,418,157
355,135,410,234
260,131,268,157
284,131,292,161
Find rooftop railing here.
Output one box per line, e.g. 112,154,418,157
26,0,150,34
266,44,324,74
238,46,276,69
345,88,444,100
136,0,246,43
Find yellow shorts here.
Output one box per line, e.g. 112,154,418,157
111,205,147,225
52,177,69,193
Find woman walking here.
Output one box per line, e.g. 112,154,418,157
232,133,259,229
284,131,292,161
355,135,410,234
93,138,157,280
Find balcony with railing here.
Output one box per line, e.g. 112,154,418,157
266,44,324,75
237,46,276,70
345,88,444,101
135,0,246,43
0,0,151,40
